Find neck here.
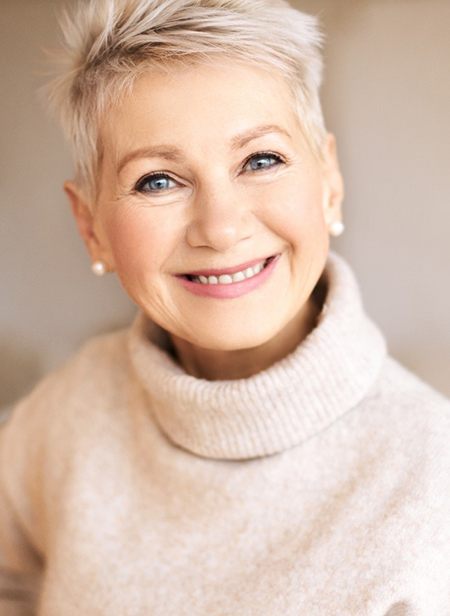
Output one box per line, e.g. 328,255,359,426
168,281,326,381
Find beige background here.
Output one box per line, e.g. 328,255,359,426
1,0,449,416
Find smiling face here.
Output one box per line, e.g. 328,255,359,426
67,60,343,356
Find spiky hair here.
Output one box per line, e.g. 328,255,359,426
42,0,326,203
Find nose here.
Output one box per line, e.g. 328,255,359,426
185,184,255,252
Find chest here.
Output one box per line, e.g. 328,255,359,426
36,449,432,615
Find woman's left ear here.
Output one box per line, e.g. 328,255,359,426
63,180,113,272
321,133,345,228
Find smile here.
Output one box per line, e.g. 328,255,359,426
187,257,274,285
175,254,282,300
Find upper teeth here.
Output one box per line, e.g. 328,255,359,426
193,259,267,285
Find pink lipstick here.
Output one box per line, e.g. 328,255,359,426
174,254,282,299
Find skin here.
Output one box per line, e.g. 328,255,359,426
65,60,344,380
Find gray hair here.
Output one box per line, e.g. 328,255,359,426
43,0,327,204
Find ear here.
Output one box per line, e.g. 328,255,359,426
64,180,111,268
321,133,345,227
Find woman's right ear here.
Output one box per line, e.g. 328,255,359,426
63,180,101,258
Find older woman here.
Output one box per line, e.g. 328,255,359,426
1,0,449,614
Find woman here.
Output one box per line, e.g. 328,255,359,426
1,0,449,614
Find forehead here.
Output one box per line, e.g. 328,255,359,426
101,60,300,153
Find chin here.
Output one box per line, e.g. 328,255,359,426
187,322,280,352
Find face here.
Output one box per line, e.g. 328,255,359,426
68,61,343,352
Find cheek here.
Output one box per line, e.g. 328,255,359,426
260,174,327,247
102,207,180,277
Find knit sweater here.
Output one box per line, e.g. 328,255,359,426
1,251,449,616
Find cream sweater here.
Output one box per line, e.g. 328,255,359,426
1,251,449,616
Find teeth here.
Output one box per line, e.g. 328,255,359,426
232,271,246,282
192,259,267,285
218,274,233,285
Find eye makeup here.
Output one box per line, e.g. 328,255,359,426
131,149,288,196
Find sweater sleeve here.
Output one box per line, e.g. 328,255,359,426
0,410,44,616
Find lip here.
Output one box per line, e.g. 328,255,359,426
175,253,282,300
178,254,278,277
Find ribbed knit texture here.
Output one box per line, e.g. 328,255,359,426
128,251,387,459
0,251,449,616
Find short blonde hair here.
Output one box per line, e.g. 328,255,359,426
43,0,327,204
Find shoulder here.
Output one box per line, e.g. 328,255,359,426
379,357,450,546
360,354,450,494
375,355,450,420
338,355,450,550
0,327,132,553
0,326,134,507
1,326,132,449
368,354,450,452
28,325,130,400
344,354,450,493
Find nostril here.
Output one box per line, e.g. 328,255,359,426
384,602,412,616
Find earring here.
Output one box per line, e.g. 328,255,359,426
329,221,345,237
91,260,107,276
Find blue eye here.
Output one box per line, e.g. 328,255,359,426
135,173,177,194
245,152,283,172
134,152,284,195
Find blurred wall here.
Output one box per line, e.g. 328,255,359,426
1,0,449,415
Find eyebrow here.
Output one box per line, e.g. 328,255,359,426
116,124,291,173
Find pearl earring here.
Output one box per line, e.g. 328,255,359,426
329,221,345,237
91,260,107,276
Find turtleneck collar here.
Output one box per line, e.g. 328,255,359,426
127,251,387,460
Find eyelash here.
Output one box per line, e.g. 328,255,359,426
133,151,285,195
